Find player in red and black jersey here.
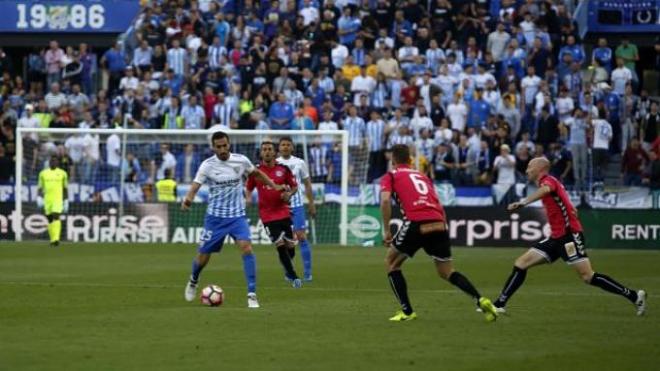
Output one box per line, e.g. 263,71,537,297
380,144,499,322
246,141,303,288
494,157,646,315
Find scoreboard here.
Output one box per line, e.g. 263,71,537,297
587,0,660,33
0,0,140,33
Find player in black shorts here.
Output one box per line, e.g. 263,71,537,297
246,142,303,288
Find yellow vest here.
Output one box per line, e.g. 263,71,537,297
162,113,184,129
33,112,53,128
156,179,177,202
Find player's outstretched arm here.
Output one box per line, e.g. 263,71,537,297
253,169,284,191
182,182,201,211
507,185,552,211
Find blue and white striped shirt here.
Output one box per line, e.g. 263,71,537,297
343,116,366,146
425,48,445,74
366,119,385,152
213,102,236,126
276,155,310,208
208,45,227,70
371,82,390,108
181,105,206,129
167,47,187,76
352,47,366,66
309,146,329,177
194,153,255,218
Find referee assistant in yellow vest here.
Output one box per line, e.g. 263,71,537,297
156,169,177,202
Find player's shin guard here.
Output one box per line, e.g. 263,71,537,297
277,245,298,279
388,270,413,315
494,266,527,307
448,272,481,300
190,259,204,284
590,272,638,303
300,239,312,276
242,253,257,293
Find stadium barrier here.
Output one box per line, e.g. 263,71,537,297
2,203,658,249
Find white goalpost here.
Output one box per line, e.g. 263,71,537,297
14,128,350,245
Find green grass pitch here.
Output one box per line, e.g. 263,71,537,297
1,243,659,371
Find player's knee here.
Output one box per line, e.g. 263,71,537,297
296,231,307,241
580,271,594,284
514,256,532,269
240,244,253,255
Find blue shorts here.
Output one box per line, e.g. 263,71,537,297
291,206,307,232
198,215,251,254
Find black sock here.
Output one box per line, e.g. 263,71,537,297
590,272,638,303
277,245,298,279
288,247,295,259
494,266,527,307
448,271,481,300
388,270,413,315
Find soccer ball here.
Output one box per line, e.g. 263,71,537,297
200,285,224,307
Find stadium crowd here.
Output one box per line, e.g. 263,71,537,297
0,0,659,192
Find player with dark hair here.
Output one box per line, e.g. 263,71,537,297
492,157,647,315
277,136,316,281
380,144,499,322
182,131,284,308
247,141,303,288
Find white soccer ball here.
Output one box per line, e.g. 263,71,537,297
200,285,224,307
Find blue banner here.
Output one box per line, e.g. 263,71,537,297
587,0,660,34
0,0,141,33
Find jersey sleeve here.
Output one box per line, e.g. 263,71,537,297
299,160,310,180
284,165,298,188
241,155,256,174
245,171,256,192
62,170,68,188
380,172,393,193
539,176,557,192
193,161,208,185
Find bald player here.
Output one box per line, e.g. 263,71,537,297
491,157,647,315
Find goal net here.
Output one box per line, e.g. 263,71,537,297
13,128,350,245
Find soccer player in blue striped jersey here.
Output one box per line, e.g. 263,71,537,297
277,137,316,281
182,131,284,308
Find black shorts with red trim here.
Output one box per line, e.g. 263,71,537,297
392,220,451,261
264,218,295,245
532,232,588,264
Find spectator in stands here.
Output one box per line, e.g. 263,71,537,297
44,83,67,111
106,128,121,183
181,95,205,129
101,41,127,95
549,142,573,184
621,138,649,186
536,105,558,148
431,142,453,182
44,41,64,88
641,102,659,151
493,144,516,185
615,37,639,89
269,93,294,129
474,139,491,185
591,109,613,183
562,108,589,191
